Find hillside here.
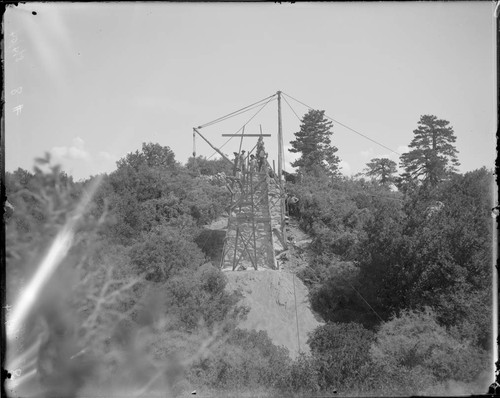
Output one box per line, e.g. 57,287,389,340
206,215,323,358
225,269,322,358
5,140,493,397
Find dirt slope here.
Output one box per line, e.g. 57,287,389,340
204,214,323,358
224,269,323,359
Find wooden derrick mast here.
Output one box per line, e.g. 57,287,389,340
193,91,287,271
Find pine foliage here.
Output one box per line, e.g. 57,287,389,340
289,109,340,176
400,115,459,186
364,157,397,184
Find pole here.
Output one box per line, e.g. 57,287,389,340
277,91,287,246
192,130,196,158
238,126,245,153
277,91,283,183
193,128,233,165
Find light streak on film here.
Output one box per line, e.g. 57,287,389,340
6,175,102,340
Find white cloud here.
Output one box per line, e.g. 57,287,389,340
68,147,89,160
98,151,117,162
376,152,397,162
364,145,408,164
50,137,90,161
73,137,85,149
51,146,68,158
360,144,409,162
339,160,351,174
375,145,409,164
360,147,375,158
397,145,410,154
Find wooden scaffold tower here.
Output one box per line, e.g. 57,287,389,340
220,140,285,271
192,91,288,271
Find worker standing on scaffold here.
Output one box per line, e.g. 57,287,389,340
232,152,242,190
256,136,264,154
258,145,267,172
233,152,240,176
240,150,247,184
249,154,257,173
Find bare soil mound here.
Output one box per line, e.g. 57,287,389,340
224,269,323,359
205,215,323,358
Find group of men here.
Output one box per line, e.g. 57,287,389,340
231,137,268,188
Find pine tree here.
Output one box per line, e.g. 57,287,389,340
364,158,397,184
289,109,340,176
400,115,459,187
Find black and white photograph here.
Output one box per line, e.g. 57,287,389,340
3,2,497,397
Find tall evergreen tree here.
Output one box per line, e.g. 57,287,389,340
400,115,459,187
289,109,340,176
364,158,397,184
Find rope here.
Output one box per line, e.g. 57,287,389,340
282,95,302,122
282,92,401,156
279,96,298,175
228,96,276,138
200,101,275,130
198,93,277,129
292,273,301,354
206,96,276,160
347,281,384,322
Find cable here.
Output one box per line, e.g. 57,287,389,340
206,96,276,159
347,281,384,323
207,150,221,161
199,93,276,128
228,96,276,138
279,95,302,175
280,94,311,175
282,95,302,122
200,101,275,129
282,92,401,156
292,273,301,354
198,93,277,129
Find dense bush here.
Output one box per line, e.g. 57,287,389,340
129,228,205,283
288,168,492,346
370,308,488,384
185,155,233,176
163,264,246,331
284,166,492,395
189,329,290,392
308,322,374,391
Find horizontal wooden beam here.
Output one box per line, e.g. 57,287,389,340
221,134,271,137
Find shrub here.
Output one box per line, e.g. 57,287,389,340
370,308,489,386
308,322,374,391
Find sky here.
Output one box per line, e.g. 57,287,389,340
4,2,496,181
